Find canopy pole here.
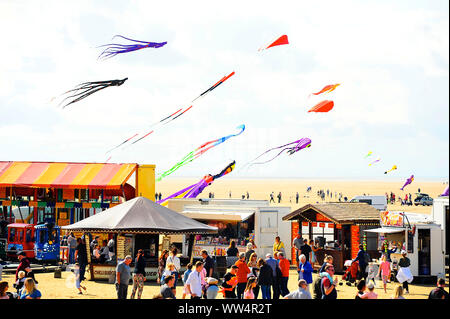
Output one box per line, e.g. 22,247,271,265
121,185,126,201
188,234,196,264
12,188,24,222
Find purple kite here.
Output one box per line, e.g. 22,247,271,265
246,138,311,166
156,161,235,206
400,175,414,191
441,185,449,197
98,35,167,60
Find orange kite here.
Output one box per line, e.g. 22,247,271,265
311,83,340,96
308,100,334,113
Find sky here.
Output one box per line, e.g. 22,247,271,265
0,0,448,180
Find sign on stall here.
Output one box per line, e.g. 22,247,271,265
380,211,404,227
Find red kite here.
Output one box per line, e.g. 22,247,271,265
308,100,334,113
258,35,289,51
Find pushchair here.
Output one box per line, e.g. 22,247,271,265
340,260,359,286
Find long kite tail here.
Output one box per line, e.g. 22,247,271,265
246,140,301,166
249,147,293,166
156,182,198,205
192,71,235,103
97,35,167,60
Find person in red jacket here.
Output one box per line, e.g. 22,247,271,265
278,252,291,296
234,252,251,299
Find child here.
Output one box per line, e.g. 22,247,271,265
14,270,26,294
205,277,219,299
182,263,193,299
162,263,178,295
74,263,87,294
361,281,378,299
243,277,257,299
377,254,391,293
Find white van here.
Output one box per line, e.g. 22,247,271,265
350,195,387,211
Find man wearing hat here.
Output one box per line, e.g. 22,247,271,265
15,252,37,284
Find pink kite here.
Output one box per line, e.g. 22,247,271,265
258,35,289,51
308,100,334,113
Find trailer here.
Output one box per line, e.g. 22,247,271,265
431,196,449,267
364,211,445,283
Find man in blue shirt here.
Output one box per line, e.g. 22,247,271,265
352,245,367,281
115,255,132,299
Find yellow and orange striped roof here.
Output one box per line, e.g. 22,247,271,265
0,161,137,189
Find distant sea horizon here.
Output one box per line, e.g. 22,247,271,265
160,176,448,182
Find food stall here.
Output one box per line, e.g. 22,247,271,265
166,199,292,265
364,211,445,282
283,202,380,272
62,196,217,281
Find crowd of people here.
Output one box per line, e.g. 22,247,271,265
107,232,450,300
1,232,448,300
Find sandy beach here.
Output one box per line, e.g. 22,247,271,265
156,178,447,215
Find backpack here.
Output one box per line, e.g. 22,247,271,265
313,277,323,300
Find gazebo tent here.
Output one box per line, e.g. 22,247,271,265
62,197,217,281
62,196,218,234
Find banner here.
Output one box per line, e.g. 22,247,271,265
380,211,404,227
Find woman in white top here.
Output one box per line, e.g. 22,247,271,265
166,247,181,288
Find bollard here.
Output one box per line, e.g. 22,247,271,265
54,268,62,278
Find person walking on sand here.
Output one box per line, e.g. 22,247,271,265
278,252,290,296
321,264,338,300
243,277,257,299
235,253,251,299
257,258,273,300
15,252,37,284
310,239,319,268
296,192,299,204
221,265,238,299
130,249,146,299
270,192,275,203
182,263,193,299
158,249,169,284
377,254,391,293
277,192,282,203
186,261,204,299
167,247,181,288
67,232,77,264
353,244,368,281
292,233,304,263
115,255,132,299
397,250,412,294
74,238,87,282
74,263,87,295
273,236,285,255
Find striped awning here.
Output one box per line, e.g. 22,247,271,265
0,161,137,189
